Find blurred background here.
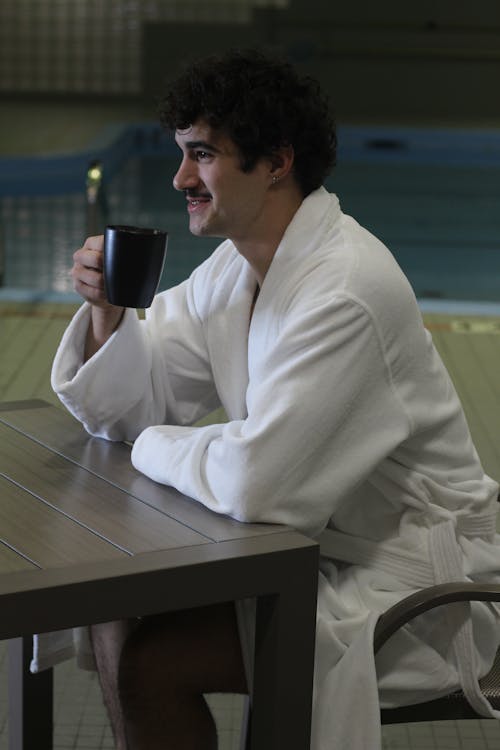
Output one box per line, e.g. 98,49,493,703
1,0,499,123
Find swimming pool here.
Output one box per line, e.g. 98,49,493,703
1,124,499,307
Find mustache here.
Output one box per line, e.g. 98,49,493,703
184,190,212,199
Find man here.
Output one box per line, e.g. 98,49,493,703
50,49,500,749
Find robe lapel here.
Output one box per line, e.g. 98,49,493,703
207,259,256,420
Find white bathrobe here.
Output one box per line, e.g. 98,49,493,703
51,187,500,748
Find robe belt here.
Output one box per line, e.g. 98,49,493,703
317,509,498,590
318,527,436,588
429,520,500,719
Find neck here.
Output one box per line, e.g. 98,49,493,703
234,185,303,286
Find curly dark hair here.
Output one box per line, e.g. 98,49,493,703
158,49,336,197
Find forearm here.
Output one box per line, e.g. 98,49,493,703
84,304,125,361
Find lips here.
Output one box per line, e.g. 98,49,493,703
186,192,211,202
186,195,212,213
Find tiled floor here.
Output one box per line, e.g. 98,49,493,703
382,720,500,749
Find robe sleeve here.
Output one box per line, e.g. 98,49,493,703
51,278,220,441
131,294,412,537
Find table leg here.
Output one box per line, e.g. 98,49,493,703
8,636,53,750
249,552,318,749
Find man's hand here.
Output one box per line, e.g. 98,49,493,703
72,235,111,308
71,235,125,361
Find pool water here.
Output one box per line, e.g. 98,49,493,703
1,128,500,304
331,159,500,302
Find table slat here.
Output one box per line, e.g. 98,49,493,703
0,474,127,569
0,540,36,574
0,422,209,553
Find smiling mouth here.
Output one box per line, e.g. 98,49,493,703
186,195,212,213
185,191,211,202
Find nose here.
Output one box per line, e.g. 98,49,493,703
173,157,199,192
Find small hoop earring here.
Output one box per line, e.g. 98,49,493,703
272,175,279,184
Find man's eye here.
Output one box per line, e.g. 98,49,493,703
195,151,211,161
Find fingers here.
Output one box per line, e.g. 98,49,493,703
71,235,110,307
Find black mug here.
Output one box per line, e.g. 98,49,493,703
103,225,168,308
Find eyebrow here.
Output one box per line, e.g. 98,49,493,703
183,140,221,153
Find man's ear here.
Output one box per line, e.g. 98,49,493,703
269,144,295,182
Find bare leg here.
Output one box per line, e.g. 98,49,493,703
92,602,247,750
90,618,140,750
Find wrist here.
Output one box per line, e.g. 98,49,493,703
85,305,125,361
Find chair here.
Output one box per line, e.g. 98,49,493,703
241,582,500,748
374,582,500,724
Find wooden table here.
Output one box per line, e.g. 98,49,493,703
0,399,319,750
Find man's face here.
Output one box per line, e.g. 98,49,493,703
173,120,271,245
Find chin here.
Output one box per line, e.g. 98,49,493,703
188,222,207,237
190,222,224,239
